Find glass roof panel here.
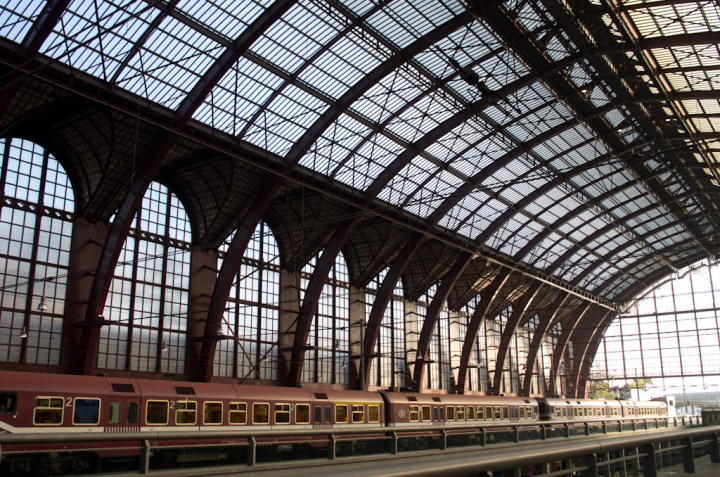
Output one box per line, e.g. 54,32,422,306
438,189,490,233
243,84,330,156
193,56,284,136
334,133,404,190
377,156,438,205
115,16,223,109
249,1,345,75
425,117,492,165
41,0,160,82
351,65,431,124
524,233,574,271
486,216,525,251
300,114,374,176
404,169,465,219
0,0,44,43
459,197,505,240
499,219,545,257
452,135,515,178
385,90,459,143
365,0,462,49
558,250,592,282
175,0,273,41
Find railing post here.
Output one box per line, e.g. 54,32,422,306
440,429,447,450
140,440,151,474
711,432,720,464
541,424,547,440
565,423,570,438
391,432,398,455
579,453,598,477
602,421,607,434
328,434,336,460
641,443,657,477
632,420,637,431
538,462,550,474
513,425,520,443
247,437,256,466
683,437,696,473
480,428,487,446
585,422,590,436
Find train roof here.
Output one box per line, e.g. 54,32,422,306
0,371,113,395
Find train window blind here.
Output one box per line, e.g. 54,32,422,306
368,405,379,423
73,398,101,425
0,392,16,414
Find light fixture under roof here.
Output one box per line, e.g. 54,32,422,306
19,327,27,339
37,296,47,312
161,341,168,352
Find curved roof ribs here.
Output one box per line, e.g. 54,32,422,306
548,303,595,396
569,311,615,398
454,268,511,392
475,2,714,267
521,292,572,395
490,282,543,395
411,250,475,392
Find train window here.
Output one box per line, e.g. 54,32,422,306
467,406,475,420
176,401,197,425
409,405,419,422
486,406,493,420
368,405,379,423
34,397,64,425
229,402,247,424
477,406,484,420
503,407,509,419
335,405,348,423
573,407,578,417
439,408,444,421
433,408,438,421
494,406,501,420
325,406,331,423
556,407,561,418
108,402,121,425
446,406,455,421
457,406,465,420
275,404,290,424
73,398,100,425
128,403,138,425
562,407,567,418
146,401,169,425
204,402,223,425
518,406,525,419
422,406,431,421
253,403,269,424
315,406,322,423
297,404,310,424
0,393,17,414
352,405,364,423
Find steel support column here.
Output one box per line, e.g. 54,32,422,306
490,282,543,395
570,310,615,398
549,303,594,396
454,269,512,392
411,251,474,391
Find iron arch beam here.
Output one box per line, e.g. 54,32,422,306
454,268,511,392
197,175,285,382
362,230,427,387
569,311,615,398
78,130,176,375
287,213,362,386
20,0,72,59
490,282,543,395
412,250,475,392
521,293,572,395
549,303,594,396
176,0,297,124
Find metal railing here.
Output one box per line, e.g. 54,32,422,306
0,417,706,476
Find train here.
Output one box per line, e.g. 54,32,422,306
0,370,669,474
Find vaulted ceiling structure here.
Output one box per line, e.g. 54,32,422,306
1,0,719,391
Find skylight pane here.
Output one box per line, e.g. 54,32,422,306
175,0,272,41
0,0,45,43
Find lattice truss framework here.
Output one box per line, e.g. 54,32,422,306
0,0,719,391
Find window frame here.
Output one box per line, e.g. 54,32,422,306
409,404,420,422
72,397,101,426
203,401,223,425
335,404,349,424
352,404,364,423
175,400,197,425
229,402,247,425
145,400,169,426
275,403,291,425
296,404,311,424
33,396,65,426
253,402,270,425
446,406,455,421
368,405,379,423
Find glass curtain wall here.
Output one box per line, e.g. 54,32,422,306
214,221,280,381
98,182,191,374
0,138,74,365
301,251,350,384
365,267,405,389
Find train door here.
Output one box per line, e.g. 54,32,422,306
104,397,141,458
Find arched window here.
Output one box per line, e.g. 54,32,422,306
301,251,349,384
366,268,405,388
214,221,280,381
0,138,74,365
97,182,191,374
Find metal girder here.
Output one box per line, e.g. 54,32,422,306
412,250,475,392
570,311,615,398
490,282,543,395
521,293,572,395
598,32,720,55
77,130,176,375
454,268,511,392
550,303,593,396
20,0,72,59
362,231,426,387
197,176,284,382
176,0,297,124
286,213,362,386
